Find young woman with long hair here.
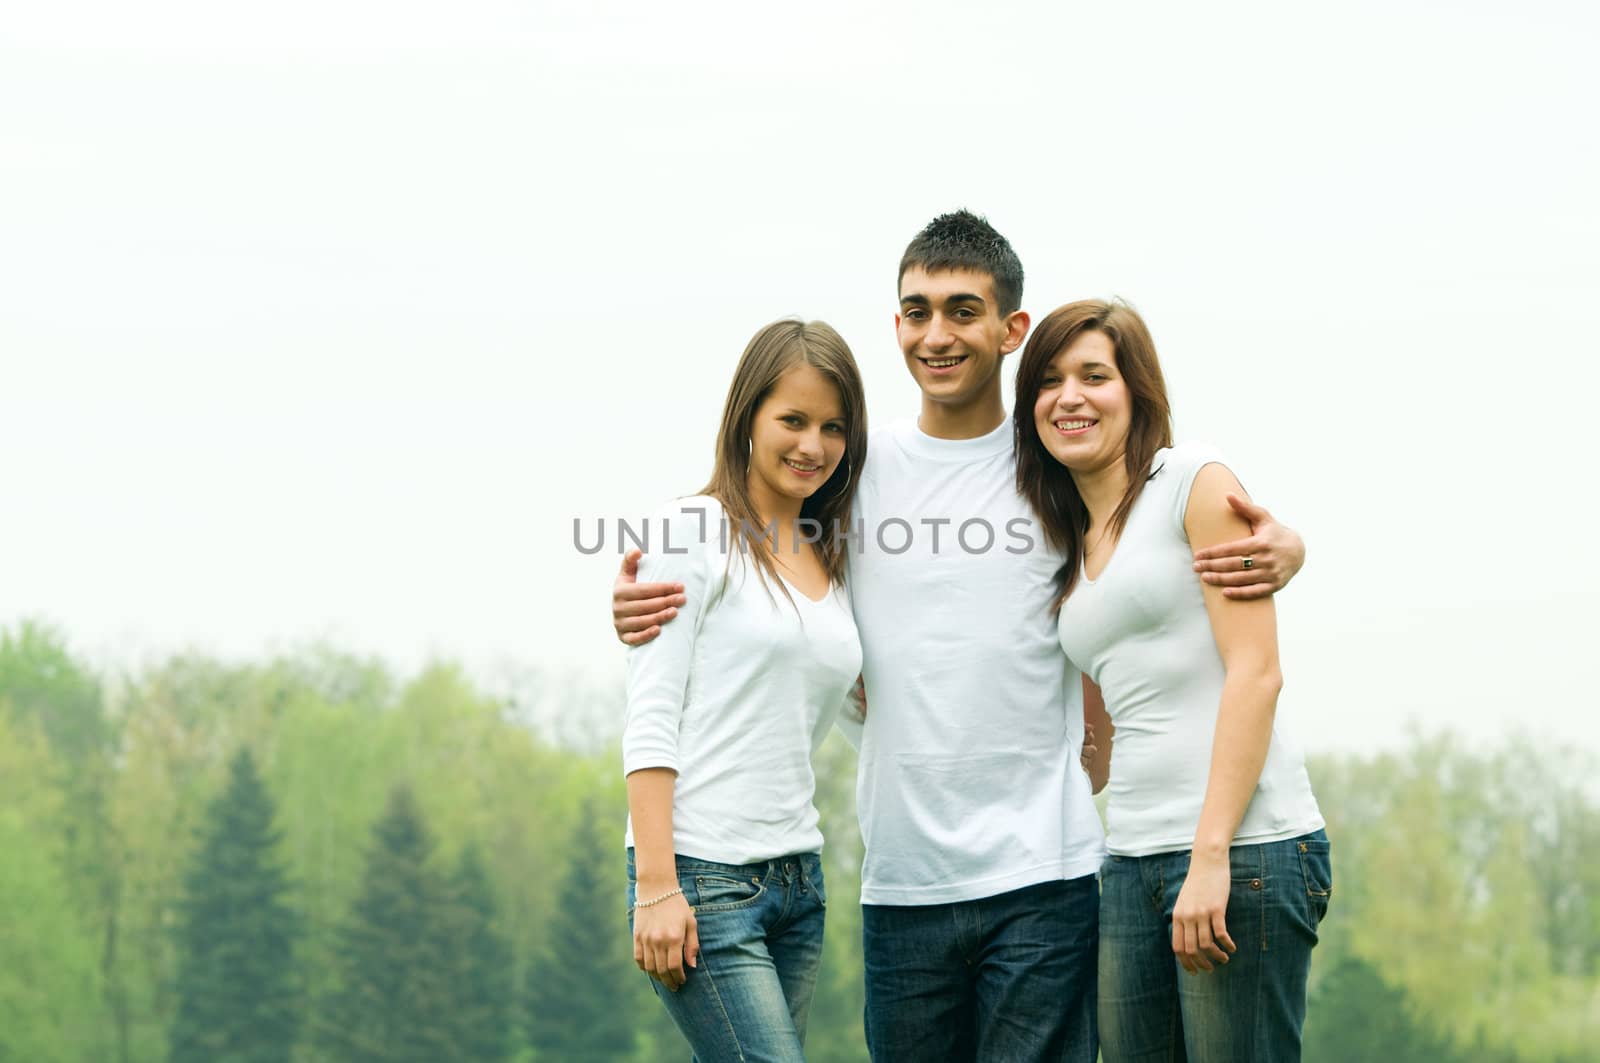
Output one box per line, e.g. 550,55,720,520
623,318,867,1062
1013,299,1330,1062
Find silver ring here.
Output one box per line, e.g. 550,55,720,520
1241,556,1254,570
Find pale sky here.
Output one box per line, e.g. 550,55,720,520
4,1,1597,754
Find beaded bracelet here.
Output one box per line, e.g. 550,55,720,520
631,886,685,912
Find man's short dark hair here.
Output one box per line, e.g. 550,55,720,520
898,210,1024,315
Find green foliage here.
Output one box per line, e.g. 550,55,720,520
1308,736,1600,1060
317,785,460,1063
265,669,412,1023
443,846,517,1063
0,715,108,1063
805,731,869,1063
0,623,120,1059
2,627,1595,1063
526,799,637,1061
112,655,281,1062
169,748,301,1063
0,618,108,761
1303,953,1467,1062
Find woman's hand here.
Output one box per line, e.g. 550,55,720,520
1171,851,1237,974
633,891,700,992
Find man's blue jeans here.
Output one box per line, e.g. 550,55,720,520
1098,830,1333,1063
861,874,1099,1062
626,850,826,1063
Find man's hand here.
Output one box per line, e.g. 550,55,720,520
1190,494,1305,600
613,549,685,647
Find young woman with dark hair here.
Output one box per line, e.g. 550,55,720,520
1014,299,1331,1063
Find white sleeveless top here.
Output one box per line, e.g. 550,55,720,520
1056,442,1323,857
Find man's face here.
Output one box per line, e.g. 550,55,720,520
895,267,1021,410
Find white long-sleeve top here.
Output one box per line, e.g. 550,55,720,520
623,496,863,865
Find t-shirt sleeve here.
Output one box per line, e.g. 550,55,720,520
1163,441,1231,537
621,499,722,777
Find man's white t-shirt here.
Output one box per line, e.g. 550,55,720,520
848,419,1107,906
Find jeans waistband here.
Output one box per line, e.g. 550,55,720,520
626,848,823,885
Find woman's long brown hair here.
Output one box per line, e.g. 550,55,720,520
698,318,868,607
1013,299,1173,610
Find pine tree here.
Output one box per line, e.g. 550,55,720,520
168,748,301,1063
526,800,636,1060
443,845,515,1063
318,784,457,1063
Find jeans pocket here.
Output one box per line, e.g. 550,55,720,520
690,873,766,913
1297,836,1333,922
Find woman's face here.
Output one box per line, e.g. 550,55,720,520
747,364,848,512
1032,329,1132,475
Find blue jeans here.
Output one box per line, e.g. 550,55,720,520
626,850,827,1063
861,875,1099,1062
1098,830,1333,1063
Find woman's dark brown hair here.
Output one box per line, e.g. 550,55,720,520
1013,299,1173,609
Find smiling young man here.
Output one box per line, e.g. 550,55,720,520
612,211,1306,1061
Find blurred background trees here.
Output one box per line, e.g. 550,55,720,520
1,619,1595,1061
168,749,299,1063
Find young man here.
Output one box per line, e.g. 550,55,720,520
612,211,1305,1061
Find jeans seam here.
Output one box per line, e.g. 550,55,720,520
693,951,748,1062
1169,991,1184,1062
1257,860,1268,952
1255,872,1276,1051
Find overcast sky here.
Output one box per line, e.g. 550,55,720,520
4,1,1596,755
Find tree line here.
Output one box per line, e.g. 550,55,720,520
1,620,1595,1061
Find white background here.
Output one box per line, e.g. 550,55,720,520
4,1,1597,753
